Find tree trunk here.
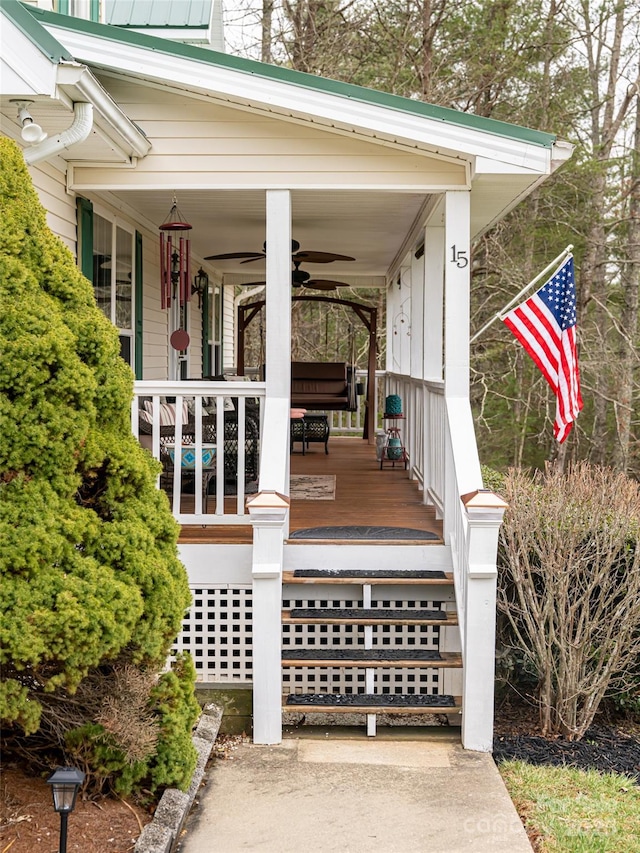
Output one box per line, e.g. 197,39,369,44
261,0,274,64
613,86,640,471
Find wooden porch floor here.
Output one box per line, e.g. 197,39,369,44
178,436,443,545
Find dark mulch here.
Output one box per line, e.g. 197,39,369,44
493,702,640,782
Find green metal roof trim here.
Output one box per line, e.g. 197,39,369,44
3,0,73,63
25,5,556,149
106,0,212,29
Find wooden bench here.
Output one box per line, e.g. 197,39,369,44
290,362,349,411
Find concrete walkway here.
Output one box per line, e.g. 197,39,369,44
178,728,532,853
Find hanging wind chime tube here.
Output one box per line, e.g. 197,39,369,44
159,197,192,310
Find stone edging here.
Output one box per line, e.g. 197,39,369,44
134,703,223,853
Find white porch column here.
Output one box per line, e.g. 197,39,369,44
442,189,474,539
247,491,290,745
460,491,508,752
423,221,444,381
410,250,424,380
443,191,471,398
249,190,291,746
265,189,292,400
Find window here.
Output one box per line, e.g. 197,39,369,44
206,284,223,376
55,0,100,22
77,198,143,377
93,213,135,366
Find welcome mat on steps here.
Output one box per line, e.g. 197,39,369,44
290,474,336,500
290,525,438,540
283,648,443,662
285,693,457,708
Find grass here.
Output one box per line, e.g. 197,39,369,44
499,760,640,852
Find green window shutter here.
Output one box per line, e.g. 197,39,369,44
135,230,144,380
202,283,210,377
57,0,70,14
76,196,93,281
90,0,100,21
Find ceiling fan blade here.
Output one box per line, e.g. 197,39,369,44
240,255,267,264
204,251,265,260
294,250,355,263
240,281,266,286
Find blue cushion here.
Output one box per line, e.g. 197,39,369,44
167,445,216,468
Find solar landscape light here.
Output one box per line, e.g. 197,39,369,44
46,766,85,853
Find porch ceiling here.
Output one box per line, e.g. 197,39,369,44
111,188,431,282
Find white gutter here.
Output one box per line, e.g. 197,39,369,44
56,62,151,160
24,101,93,165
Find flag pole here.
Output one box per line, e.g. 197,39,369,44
470,244,574,343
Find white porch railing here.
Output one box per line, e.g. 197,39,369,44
329,369,385,434
132,380,265,525
384,373,446,514
381,374,505,752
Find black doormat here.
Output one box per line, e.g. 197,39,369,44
290,526,439,540
289,607,445,621
285,693,456,708
283,648,443,662
292,568,447,579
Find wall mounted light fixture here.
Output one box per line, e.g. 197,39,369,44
10,99,48,144
192,267,209,309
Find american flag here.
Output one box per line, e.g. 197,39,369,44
503,256,583,443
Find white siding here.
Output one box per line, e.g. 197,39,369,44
70,80,468,192
29,159,77,254
140,234,169,379
187,295,203,379
222,284,235,372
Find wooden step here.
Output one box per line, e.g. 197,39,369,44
283,569,454,585
281,649,462,668
282,607,458,626
283,693,462,714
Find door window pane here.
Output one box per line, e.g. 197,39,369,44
115,225,132,331
91,213,135,367
93,213,112,321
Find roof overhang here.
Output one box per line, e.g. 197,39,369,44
0,2,150,165
31,6,566,177
27,6,572,240
1,4,573,284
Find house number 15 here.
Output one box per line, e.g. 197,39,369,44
450,245,469,268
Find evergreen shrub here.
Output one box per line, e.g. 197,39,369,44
0,138,197,794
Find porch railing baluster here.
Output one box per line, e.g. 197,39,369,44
132,380,265,525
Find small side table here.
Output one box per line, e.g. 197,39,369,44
380,414,408,470
302,414,330,454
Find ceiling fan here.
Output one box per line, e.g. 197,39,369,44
204,238,355,266
242,260,351,291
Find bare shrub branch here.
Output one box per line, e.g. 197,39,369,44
498,462,640,739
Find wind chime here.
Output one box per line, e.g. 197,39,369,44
159,196,192,351
159,195,192,310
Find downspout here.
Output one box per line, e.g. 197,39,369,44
24,102,93,166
